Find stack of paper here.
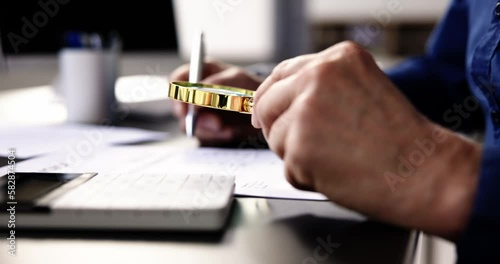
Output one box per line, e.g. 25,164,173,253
1,146,327,201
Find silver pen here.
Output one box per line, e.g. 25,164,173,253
185,30,205,138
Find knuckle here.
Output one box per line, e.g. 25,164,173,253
275,59,292,73
172,102,185,117
205,58,222,65
304,62,335,87
284,143,314,188
255,99,274,129
169,64,190,80
220,67,247,81
338,41,365,56
284,167,307,190
295,95,315,119
316,62,335,77
284,123,316,189
230,67,248,78
285,124,313,168
284,170,299,188
205,59,227,70
254,101,267,126
205,67,247,86
287,146,310,168
271,58,294,79
338,41,374,65
274,55,310,76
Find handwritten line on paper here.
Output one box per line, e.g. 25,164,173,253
0,146,327,201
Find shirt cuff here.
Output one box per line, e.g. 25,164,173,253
457,145,500,263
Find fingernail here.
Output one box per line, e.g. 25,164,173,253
198,115,222,131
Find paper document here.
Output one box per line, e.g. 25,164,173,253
1,146,327,200
1,124,169,158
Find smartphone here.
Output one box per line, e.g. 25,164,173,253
0,172,97,213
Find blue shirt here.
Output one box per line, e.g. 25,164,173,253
386,0,500,262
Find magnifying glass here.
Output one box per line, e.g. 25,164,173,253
168,81,254,114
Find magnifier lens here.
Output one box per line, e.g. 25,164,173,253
168,81,254,114
193,86,249,96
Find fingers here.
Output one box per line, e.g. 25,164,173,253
269,110,315,192
170,61,231,120
252,43,359,129
179,108,261,147
195,112,234,142
255,74,303,139
169,60,228,82
197,111,223,131
177,111,234,142
169,64,190,81
169,60,264,146
285,166,315,192
171,63,262,123
173,102,205,120
203,68,262,90
252,54,317,128
170,60,227,122
266,105,294,158
173,101,188,118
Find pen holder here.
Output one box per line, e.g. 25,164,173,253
58,48,118,124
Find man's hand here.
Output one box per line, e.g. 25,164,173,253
252,41,482,240
170,60,264,147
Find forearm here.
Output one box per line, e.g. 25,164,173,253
413,125,481,240
367,123,481,241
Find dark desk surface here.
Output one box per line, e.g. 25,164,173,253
0,129,419,264
0,197,417,264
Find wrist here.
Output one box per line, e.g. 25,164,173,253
421,125,482,240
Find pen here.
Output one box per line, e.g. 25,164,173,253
186,30,205,138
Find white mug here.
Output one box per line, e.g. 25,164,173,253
59,48,117,124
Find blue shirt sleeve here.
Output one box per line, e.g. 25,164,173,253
456,145,500,263
386,0,484,131
385,1,500,262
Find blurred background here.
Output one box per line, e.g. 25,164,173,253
1,0,448,58
0,0,453,262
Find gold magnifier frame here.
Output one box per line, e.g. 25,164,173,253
168,81,254,114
